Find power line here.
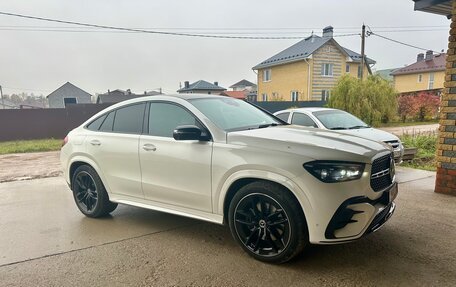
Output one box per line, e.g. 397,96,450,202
368,31,438,53
0,11,328,40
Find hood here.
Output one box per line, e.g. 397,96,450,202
333,128,400,143
227,125,391,163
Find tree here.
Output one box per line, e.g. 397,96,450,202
328,74,397,125
398,92,440,122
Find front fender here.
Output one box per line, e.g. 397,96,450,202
215,169,316,238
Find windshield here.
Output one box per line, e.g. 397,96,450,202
312,110,370,130
189,97,282,132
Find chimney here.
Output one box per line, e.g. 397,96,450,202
417,53,425,62
184,81,189,88
126,89,131,95
322,26,333,38
425,50,433,61
214,81,219,86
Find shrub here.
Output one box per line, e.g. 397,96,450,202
328,75,397,125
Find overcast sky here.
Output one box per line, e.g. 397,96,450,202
0,0,450,96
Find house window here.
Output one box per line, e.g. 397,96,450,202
262,93,268,101
63,97,77,107
321,90,330,101
346,64,350,73
291,91,299,101
321,63,333,76
418,74,423,83
429,73,435,89
263,69,271,82
357,65,362,78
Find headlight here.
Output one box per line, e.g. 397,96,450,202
303,161,365,183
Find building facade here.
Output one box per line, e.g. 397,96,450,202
47,82,92,108
391,51,445,94
253,26,375,102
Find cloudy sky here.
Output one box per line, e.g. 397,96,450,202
0,0,450,96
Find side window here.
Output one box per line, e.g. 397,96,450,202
149,102,199,137
112,103,145,134
99,111,115,132
86,114,107,131
291,113,317,127
275,112,290,122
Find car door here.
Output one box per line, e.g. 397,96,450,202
85,103,146,199
139,101,213,212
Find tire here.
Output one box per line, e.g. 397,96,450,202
71,165,118,218
228,181,308,264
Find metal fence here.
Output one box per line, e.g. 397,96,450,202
0,104,112,142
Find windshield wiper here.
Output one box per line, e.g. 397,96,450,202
348,125,370,129
329,127,348,130
258,123,280,129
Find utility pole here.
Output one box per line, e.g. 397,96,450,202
360,24,366,80
0,85,4,109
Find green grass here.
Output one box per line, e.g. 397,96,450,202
375,120,438,128
400,133,438,171
0,139,62,155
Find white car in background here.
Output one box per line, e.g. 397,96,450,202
274,108,404,163
61,95,398,263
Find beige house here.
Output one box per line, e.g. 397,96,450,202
252,26,375,102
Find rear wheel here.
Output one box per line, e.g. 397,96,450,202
228,181,308,264
71,165,118,218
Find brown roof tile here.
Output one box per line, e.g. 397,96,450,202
391,53,446,76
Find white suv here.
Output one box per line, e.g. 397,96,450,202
61,95,398,263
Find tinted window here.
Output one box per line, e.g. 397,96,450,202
275,112,290,122
112,104,145,134
99,112,115,132
86,114,107,131
312,110,369,130
149,102,199,137
291,113,317,127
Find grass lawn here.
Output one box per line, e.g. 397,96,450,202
400,133,437,171
0,139,62,155
375,120,438,128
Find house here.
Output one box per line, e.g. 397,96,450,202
47,82,92,108
177,80,226,94
229,79,257,92
96,89,161,104
252,26,375,102
391,51,445,95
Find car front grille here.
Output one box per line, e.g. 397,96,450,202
370,153,393,192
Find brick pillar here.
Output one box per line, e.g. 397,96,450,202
436,0,456,196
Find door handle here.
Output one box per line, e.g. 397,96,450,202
90,140,101,146
142,144,156,151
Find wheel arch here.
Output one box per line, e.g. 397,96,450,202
219,171,313,228
68,155,109,192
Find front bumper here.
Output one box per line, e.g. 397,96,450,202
320,182,398,243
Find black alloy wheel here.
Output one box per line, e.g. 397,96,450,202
74,171,98,213
71,165,118,218
234,193,291,257
228,181,308,264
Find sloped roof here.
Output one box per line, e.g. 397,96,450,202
391,53,446,76
46,82,92,99
252,35,376,70
229,79,256,88
177,80,226,92
221,91,247,99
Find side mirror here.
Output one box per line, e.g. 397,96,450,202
173,125,210,141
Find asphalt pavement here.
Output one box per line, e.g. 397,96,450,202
0,167,455,286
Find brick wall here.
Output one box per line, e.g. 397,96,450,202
436,1,456,196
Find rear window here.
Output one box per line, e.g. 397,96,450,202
112,103,145,134
275,112,290,122
86,114,107,131
99,112,115,132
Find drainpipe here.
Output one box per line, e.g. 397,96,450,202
304,58,311,101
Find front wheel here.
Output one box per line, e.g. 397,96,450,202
71,165,118,218
228,181,308,264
